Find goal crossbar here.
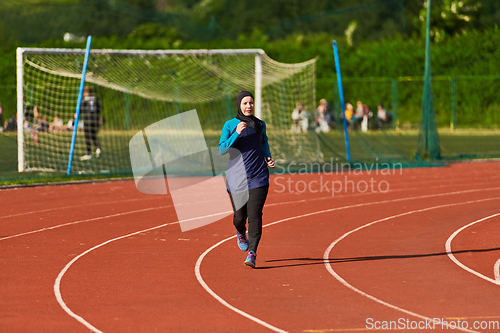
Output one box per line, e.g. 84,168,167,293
17,47,318,174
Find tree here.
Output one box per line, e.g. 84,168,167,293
415,0,481,42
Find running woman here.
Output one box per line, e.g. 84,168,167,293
218,90,275,268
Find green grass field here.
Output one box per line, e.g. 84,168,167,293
318,128,500,164
1,128,500,186
0,131,134,186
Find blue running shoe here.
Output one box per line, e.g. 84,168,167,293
236,231,249,251
245,251,256,268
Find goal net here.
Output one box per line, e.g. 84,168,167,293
17,48,318,175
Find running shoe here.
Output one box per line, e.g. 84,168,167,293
244,251,256,268
80,154,92,161
236,231,249,251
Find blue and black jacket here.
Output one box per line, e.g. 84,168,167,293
219,118,272,192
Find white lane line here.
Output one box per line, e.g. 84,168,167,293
54,221,178,333
24,185,491,331
196,193,500,332
265,185,500,211
44,186,500,332
445,213,500,286
0,197,164,220
323,198,500,333
0,205,174,241
195,241,288,333
494,259,500,283
6,184,500,242
54,211,231,333
194,207,353,333
2,175,500,220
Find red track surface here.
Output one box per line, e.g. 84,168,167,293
2,161,500,332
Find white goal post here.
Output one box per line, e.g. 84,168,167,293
17,47,318,174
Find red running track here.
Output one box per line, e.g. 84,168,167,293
1,161,500,332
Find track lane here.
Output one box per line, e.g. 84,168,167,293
2,162,500,332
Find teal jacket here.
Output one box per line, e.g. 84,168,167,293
218,118,271,191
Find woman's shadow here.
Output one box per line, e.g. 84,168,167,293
256,246,500,270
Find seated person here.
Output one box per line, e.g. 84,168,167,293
353,100,365,126
67,116,75,131
315,99,333,133
23,120,31,131
291,102,309,133
67,114,84,131
341,102,354,126
36,115,49,132
377,103,393,129
4,114,17,131
353,100,373,130
24,120,39,144
50,115,65,132
24,103,37,124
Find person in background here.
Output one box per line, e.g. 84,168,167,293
67,115,75,131
80,86,102,161
36,115,49,132
341,102,355,130
68,114,84,131
24,102,39,126
4,113,17,132
377,103,392,129
23,119,39,144
291,102,309,133
315,99,332,133
353,100,373,131
50,115,64,132
353,100,365,128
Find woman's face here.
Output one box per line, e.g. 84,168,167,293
240,96,254,116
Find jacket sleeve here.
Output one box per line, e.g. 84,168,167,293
218,120,240,155
261,121,272,159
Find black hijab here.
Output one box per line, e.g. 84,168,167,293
235,90,263,134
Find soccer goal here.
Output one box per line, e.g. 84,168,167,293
17,47,319,175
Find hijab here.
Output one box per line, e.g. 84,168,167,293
235,90,263,134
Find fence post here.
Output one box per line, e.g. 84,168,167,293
67,35,92,175
392,78,398,130
451,77,457,131
332,40,351,162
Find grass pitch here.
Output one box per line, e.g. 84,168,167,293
1,128,500,185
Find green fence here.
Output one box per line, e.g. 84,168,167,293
3,75,500,184
318,75,500,130
4,76,500,131
313,75,500,164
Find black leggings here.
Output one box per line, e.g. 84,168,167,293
84,118,100,155
229,185,269,253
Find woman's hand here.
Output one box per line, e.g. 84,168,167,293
236,121,247,134
266,157,275,168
